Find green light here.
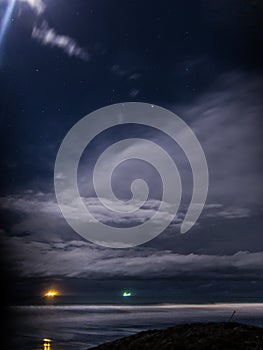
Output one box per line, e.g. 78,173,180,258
123,291,131,297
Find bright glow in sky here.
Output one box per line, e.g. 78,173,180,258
0,0,46,56
0,0,16,49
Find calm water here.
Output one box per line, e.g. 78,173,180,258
9,303,263,350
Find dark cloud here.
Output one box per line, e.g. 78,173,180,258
1,188,262,278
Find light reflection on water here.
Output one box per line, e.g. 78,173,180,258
43,339,51,350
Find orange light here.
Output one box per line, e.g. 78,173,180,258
44,289,58,298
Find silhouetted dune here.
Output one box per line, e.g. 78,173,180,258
90,322,263,349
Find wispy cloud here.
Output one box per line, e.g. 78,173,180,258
169,72,263,206
129,88,140,98
16,0,90,60
32,21,89,61
19,0,45,15
204,207,252,220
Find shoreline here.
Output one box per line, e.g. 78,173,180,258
11,302,263,309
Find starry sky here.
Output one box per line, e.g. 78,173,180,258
0,0,263,298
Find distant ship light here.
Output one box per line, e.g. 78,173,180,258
44,290,58,298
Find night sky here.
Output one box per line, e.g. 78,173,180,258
0,0,263,301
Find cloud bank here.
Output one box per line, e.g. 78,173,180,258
2,234,263,279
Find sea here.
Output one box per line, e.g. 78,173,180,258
7,279,263,350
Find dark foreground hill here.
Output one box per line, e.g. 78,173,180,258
90,322,263,350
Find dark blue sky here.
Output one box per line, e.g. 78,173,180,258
0,0,262,294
